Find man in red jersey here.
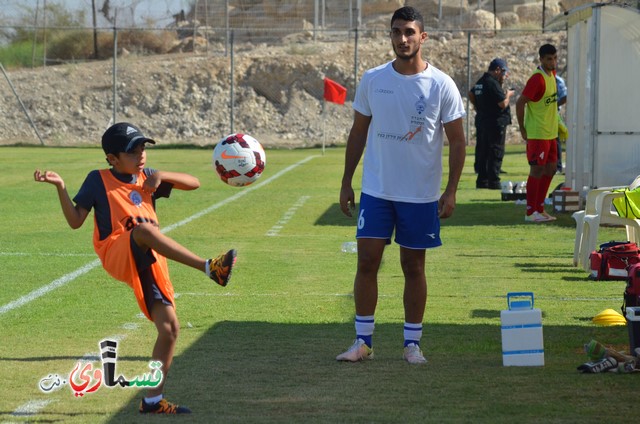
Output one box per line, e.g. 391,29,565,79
516,44,559,223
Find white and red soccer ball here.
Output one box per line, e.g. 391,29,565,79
212,133,266,187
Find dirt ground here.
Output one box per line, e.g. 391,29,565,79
0,31,565,148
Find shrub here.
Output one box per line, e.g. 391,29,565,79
5,29,178,66
0,40,44,68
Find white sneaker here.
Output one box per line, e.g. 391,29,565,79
403,343,427,364
525,211,552,223
336,339,374,362
540,211,557,221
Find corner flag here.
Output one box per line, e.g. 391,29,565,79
323,77,347,105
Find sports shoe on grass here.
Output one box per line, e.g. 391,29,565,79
403,343,427,364
336,338,374,362
139,398,192,414
207,249,237,287
576,357,618,374
525,211,552,223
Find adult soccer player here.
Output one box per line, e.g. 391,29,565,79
337,6,466,364
516,44,560,223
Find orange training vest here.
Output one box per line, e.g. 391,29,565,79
93,169,174,320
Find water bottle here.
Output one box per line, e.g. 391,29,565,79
515,183,523,194
341,242,357,253
515,181,527,194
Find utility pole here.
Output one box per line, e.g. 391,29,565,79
43,0,47,68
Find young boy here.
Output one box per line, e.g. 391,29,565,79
34,122,237,414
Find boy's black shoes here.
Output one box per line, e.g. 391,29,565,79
139,398,192,414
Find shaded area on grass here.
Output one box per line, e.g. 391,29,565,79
314,198,593,233
445,201,579,228
100,321,632,423
315,203,358,227
315,200,582,229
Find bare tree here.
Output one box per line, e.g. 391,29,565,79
100,0,112,23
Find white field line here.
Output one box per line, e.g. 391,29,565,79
265,195,311,236
0,155,318,317
162,155,317,233
0,260,101,316
11,399,54,417
8,157,319,424
0,252,95,257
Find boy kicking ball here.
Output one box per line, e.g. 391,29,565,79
34,122,237,414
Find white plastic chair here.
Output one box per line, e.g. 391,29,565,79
572,187,640,270
572,188,609,267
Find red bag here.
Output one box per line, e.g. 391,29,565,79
623,263,640,315
589,241,640,280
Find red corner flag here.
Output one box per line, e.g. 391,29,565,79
323,77,347,105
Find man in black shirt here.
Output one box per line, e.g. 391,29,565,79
469,58,515,189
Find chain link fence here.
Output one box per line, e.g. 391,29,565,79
0,1,573,147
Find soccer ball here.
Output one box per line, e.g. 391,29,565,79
212,133,266,187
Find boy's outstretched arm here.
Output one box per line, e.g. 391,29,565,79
143,171,200,193
34,169,89,229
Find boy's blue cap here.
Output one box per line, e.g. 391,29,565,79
489,58,508,72
102,122,155,155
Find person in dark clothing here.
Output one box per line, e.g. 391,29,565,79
469,58,514,189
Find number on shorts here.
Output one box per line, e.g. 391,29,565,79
357,208,365,230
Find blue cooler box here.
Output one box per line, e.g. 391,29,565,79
500,292,544,366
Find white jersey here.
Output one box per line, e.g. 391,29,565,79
353,61,466,203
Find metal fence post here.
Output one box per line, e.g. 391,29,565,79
193,0,199,53
466,31,472,146
31,0,40,68
225,0,229,57
43,0,47,68
112,11,118,125
92,0,99,59
314,0,318,41
0,62,45,145
353,0,361,91
230,30,234,135
353,26,359,94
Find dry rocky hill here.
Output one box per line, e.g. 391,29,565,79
0,30,565,149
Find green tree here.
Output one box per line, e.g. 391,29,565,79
10,1,86,44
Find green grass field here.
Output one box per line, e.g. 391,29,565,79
0,144,635,423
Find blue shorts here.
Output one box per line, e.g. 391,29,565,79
356,193,442,249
